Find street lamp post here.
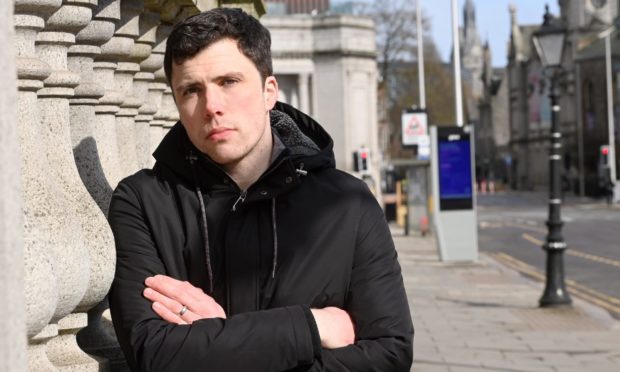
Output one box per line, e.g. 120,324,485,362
532,5,572,307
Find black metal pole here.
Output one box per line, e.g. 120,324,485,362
539,70,572,307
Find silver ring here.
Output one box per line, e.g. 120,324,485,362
179,305,188,316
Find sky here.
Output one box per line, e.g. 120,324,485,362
423,0,560,67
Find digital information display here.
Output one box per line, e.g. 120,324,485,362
438,133,473,210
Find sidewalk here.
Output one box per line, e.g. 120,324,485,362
393,227,620,372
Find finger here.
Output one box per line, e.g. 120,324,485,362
146,275,204,308
180,309,202,324
152,302,187,325
143,287,184,314
145,275,184,297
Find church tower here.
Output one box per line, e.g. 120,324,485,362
460,0,484,120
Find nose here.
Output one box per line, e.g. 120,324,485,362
204,87,224,117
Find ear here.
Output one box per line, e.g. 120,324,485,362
263,76,279,110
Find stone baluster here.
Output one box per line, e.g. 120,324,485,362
148,68,168,161
1,2,26,371
145,22,170,160
15,0,84,370
162,86,179,134
68,0,116,214
36,0,113,370
132,7,160,168
104,0,144,177
92,0,124,189
67,0,126,369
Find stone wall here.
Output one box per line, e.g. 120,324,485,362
2,0,263,371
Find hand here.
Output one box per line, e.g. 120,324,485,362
310,307,355,349
143,275,226,325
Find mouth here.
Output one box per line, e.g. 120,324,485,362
207,128,234,141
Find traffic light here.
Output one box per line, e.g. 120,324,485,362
360,148,368,171
352,148,370,173
601,145,609,164
598,145,612,196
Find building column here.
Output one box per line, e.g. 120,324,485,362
298,72,310,114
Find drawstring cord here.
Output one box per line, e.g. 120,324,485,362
271,197,278,278
185,155,309,288
196,186,214,294
270,164,307,279
186,152,214,294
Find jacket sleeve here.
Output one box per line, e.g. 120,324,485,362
304,187,414,372
108,180,319,372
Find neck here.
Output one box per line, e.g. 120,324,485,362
225,127,273,191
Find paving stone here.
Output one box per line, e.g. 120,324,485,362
397,229,620,371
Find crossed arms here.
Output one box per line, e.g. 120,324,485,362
143,274,355,349
108,179,413,371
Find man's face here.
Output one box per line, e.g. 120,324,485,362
171,38,278,168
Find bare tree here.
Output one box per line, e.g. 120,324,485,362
360,0,422,87
356,0,456,158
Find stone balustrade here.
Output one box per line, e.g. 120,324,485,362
1,1,265,371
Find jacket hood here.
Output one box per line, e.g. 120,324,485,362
152,101,335,188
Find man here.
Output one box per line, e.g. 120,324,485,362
108,7,413,372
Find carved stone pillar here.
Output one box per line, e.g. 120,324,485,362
68,0,115,214
1,1,26,371
102,0,144,177
147,71,167,162
15,0,82,370
91,2,123,190
68,0,125,369
160,86,178,135
145,22,170,158
36,0,113,370
132,8,160,168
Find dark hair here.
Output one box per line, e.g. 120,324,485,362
164,8,273,84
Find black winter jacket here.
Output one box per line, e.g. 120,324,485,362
108,102,413,372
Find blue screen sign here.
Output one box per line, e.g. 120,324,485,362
437,129,473,210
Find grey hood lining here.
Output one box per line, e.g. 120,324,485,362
270,110,320,157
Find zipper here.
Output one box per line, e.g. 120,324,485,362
231,190,247,212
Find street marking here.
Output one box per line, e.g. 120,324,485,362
522,233,543,246
521,233,620,268
491,252,620,318
505,222,546,233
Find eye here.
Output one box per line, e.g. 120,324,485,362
183,86,200,96
221,78,239,87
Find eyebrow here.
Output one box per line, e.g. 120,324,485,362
173,72,245,93
215,72,244,82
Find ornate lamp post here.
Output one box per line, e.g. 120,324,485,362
532,5,572,307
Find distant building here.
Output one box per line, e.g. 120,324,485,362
265,0,330,15
459,0,507,189
261,10,382,195
478,42,510,188
506,0,619,195
460,0,484,112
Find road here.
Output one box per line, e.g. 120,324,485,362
477,192,620,318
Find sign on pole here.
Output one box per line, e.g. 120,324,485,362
401,109,428,147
